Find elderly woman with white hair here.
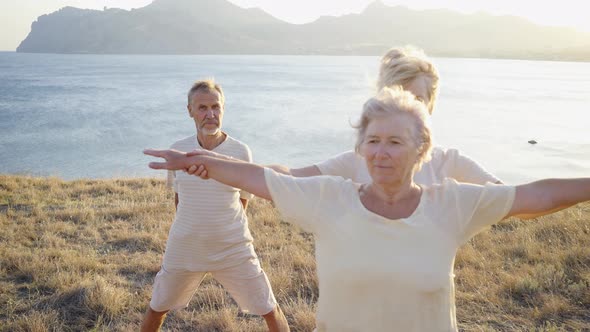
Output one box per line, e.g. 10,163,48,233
144,88,590,331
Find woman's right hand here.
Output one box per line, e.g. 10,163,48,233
144,149,192,170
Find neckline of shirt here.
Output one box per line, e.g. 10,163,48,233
193,133,229,152
353,182,426,225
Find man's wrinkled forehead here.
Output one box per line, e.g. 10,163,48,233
189,89,223,106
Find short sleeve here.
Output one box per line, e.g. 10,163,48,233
238,145,254,200
166,170,178,193
450,180,515,244
315,151,357,179
167,141,182,193
264,168,344,233
446,149,501,184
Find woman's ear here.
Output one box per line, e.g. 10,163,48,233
414,142,425,162
356,141,366,157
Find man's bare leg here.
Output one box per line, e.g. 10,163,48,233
140,307,169,332
262,304,290,332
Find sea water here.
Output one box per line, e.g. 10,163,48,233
0,52,588,184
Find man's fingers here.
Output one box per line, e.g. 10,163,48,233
187,165,198,174
149,162,168,169
196,165,207,179
186,165,208,178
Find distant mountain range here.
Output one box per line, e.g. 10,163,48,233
17,0,590,61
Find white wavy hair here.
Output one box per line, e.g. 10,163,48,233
354,87,433,172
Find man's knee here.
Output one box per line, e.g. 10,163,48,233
262,305,280,318
146,306,169,317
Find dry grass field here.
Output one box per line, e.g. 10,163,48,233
1,174,589,331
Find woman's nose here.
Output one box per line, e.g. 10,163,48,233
374,144,389,159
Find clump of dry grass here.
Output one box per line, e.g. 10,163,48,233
1,174,589,331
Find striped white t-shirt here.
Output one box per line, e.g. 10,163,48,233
163,134,256,271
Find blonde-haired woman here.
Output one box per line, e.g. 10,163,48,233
377,46,439,112
145,88,590,331
188,46,500,188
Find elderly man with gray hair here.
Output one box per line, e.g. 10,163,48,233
141,79,289,332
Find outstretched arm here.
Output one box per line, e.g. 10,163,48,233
186,149,360,180
506,178,590,219
189,163,321,178
266,164,322,177
184,150,322,178
145,149,272,200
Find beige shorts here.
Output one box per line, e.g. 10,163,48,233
149,258,277,315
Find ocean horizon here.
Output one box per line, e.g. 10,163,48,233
1,52,589,184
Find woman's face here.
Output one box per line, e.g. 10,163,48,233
404,75,431,112
360,113,421,187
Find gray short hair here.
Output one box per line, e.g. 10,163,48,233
377,46,439,114
187,79,225,106
354,87,433,172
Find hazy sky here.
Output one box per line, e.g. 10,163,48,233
2,0,590,51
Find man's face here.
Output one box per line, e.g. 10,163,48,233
188,90,224,136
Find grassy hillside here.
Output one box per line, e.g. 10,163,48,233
0,175,589,331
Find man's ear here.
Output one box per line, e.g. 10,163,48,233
187,104,193,117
